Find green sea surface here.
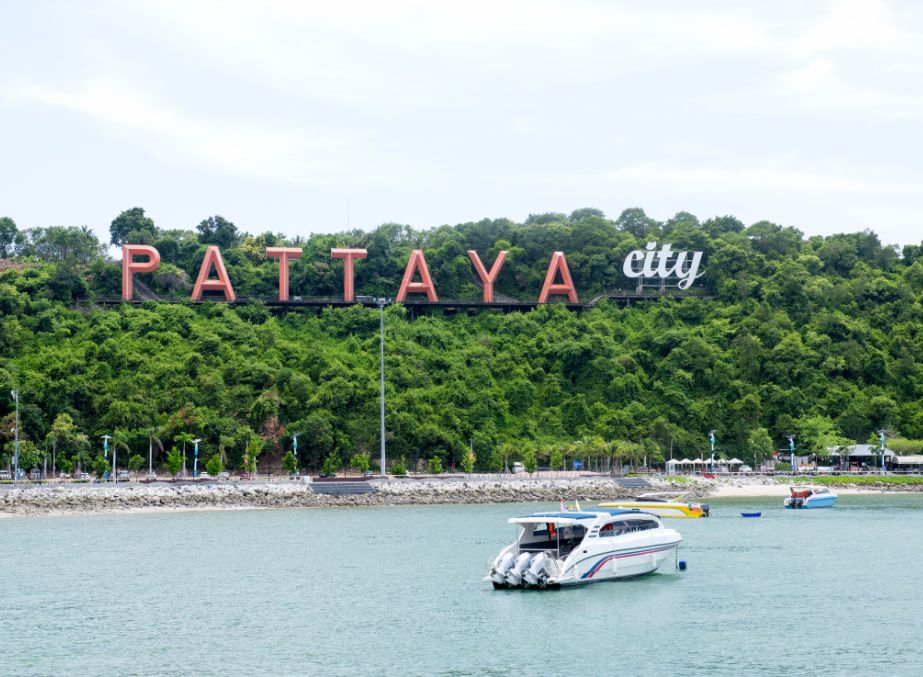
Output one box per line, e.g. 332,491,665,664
2,495,922,676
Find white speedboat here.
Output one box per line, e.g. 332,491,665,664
784,486,837,509
485,508,681,589
599,493,710,518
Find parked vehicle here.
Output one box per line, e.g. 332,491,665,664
117,470,131,482
511,462,525,474
362,471,374,478
240,471,252,481
0,470,11,480
218,471,230,480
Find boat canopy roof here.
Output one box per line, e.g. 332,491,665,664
509,509,642,525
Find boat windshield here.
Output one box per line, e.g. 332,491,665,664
519,522,587,556
598,518,659,537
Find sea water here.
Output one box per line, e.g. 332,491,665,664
2,495,922,676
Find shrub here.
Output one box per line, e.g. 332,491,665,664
205,454,224,477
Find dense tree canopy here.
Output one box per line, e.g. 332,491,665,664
2,207,923,474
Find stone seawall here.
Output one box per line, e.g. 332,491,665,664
0,477,684,516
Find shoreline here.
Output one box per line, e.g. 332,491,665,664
1,475,920,518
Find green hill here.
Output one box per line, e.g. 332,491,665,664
2,208,922,474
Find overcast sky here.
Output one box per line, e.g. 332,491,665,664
2,0,922,245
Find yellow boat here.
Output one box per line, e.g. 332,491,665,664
599,493,710,518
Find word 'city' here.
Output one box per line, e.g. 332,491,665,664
120,242,704,303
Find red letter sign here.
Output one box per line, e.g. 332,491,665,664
191,246,236,302
538,251,579,303
397,250,438,302
331,248,368,302
121,245,161,301
266,247,303,301
467,250,508,303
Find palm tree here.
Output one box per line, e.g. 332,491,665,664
173,432,193,478
148,426,164,476
112,428,131,479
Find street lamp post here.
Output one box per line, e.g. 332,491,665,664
101,434,112,482
10,389,19,483
708,430,716,473
877,429,887,473
358,295,390,477
192,438,201,479
292,433,298,474
787,435,796,473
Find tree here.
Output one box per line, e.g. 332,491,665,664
205,454,224,477
281,450,298,475
321,451,340,476
747,428,774,469
110,207,156,246
459,445,476,473
0,217,20,258
48,413,77,477
428,456,443,474
128,454,145,474
166,449,183,479
390,455,407,476
196,215,238,248
349,452,370,473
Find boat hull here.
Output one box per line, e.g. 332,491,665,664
784,494,837,509
557,540,680,585
598,501,706,518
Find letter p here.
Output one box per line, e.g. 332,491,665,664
122,245,161,301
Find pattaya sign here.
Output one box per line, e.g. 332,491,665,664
120,242,703,303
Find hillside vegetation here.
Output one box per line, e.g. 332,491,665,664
1,208,923,474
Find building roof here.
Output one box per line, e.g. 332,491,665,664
894,455,923,465
826,444,896,459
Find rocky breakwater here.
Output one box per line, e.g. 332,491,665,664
0,476,693,516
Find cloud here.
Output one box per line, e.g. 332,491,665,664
10,79,385,184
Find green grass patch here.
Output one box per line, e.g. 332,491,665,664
663,475,691,484
781,475,923,486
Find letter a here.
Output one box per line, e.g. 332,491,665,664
266,247,303,301
191,246,236,302
121,244,160,301
538,252,579,303
397,250,438,302
467,250,508,303
331,248,368,302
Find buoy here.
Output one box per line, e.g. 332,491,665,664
678,560,687,571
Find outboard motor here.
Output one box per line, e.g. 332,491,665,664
701,504,710,517
505,552,534,587
523,552,552,587
490,551,515,585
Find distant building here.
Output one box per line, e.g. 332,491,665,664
826,444,896,469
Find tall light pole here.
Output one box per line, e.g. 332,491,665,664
192,438,201,479
377,298,389,477
10,389,19,483
787,435,796,473
292,433,299,473
708,430,716,472
358,295,390,476
101,434,111,482
877,429,887,473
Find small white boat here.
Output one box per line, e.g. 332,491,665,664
485,508,682,589
599,492,710,518
784,486,838,509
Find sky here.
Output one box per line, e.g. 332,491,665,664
1,0,922,245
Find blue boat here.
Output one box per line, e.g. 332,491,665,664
784,487,837,509
740,512,761,518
